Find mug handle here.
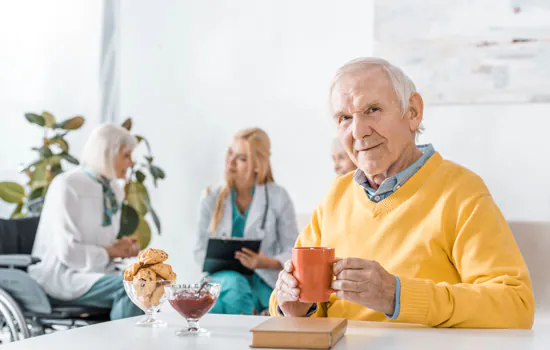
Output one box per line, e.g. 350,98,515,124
328,257,342,294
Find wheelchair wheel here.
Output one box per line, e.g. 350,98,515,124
0,288,30,342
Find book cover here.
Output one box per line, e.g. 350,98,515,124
250,317,348,349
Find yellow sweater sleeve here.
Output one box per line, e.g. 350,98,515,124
396,194,535,328
269,205,328,317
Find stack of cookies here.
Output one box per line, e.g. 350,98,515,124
124,248,177,308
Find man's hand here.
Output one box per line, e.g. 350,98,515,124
275,260,314,317
106,237,139,259
331,258,396,315
235,248,282,270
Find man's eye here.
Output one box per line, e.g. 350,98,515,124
339,115,352,123
367,107,380,113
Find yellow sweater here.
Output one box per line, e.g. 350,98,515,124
270,152,534,328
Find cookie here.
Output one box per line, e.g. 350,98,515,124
149,263,177,281
138,248,168,265
133,267,157,297
149,285,165,305
124,262,142,281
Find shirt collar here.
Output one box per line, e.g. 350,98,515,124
353,144,435,197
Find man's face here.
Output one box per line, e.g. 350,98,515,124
331,68,420,179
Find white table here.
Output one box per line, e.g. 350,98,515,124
4,311,550,350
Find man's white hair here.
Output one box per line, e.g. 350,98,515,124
330,57,424,135
81,124,137,178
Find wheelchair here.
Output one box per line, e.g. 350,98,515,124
0,217,111,343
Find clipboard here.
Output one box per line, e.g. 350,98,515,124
203,238,262,276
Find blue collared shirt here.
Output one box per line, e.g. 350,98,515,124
353,144,435,202
354,143,435,320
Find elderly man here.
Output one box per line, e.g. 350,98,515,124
269,58,534,328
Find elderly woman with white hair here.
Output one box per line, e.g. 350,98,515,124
28,124,142,320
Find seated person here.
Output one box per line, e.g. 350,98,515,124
270,58,535,329
194,127,299,315
29,124,142,320
332,137,357,175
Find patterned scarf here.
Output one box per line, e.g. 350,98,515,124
84,168,121,227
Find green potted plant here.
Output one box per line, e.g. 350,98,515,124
117,118,166,249
0,111,83,218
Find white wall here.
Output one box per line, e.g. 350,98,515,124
120,0,374,282
0,0,102,217
120,0,550,283
420,104,550,222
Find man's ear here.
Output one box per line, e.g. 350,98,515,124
406,92,424,133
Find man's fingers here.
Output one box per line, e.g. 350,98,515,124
281,271,298,288
335,269,365,282
335,290,361,303
331,280,363,292
333,258,370,275
276,279,300,297
277,289,298,303
283,260,294,273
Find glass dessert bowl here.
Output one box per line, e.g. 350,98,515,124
123,279,172,327
165,283,221,336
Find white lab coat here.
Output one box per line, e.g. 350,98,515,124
28,167,123,300
194,183,300,288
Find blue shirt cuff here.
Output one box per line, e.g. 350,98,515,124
386,276,401,320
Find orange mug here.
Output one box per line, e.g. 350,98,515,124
292,247,336,303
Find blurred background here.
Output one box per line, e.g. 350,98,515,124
1,0,549,285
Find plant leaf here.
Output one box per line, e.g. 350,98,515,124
118,204,139,238
10,202,24,219
39,146,53,158
20,159,43,173
135,135,144,143
149,165,166,187
50,138,69,153
28,187,44,201
125,181,150,216
49,163,63,178
61,152,79,165
0,182,26,203
42,111,56,128
25,113,45,127
30,162,49,190
135,170,146,183
50,131,69,140
146,202,161,235
54,116,85,130
121,118,132,131
129,218,151,249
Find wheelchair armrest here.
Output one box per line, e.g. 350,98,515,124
0,268,52,314
0,254,41,268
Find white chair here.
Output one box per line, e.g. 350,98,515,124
509,221,550,317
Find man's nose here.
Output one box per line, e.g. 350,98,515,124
351,114,374,140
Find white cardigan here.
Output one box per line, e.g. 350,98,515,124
28,167,123,300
